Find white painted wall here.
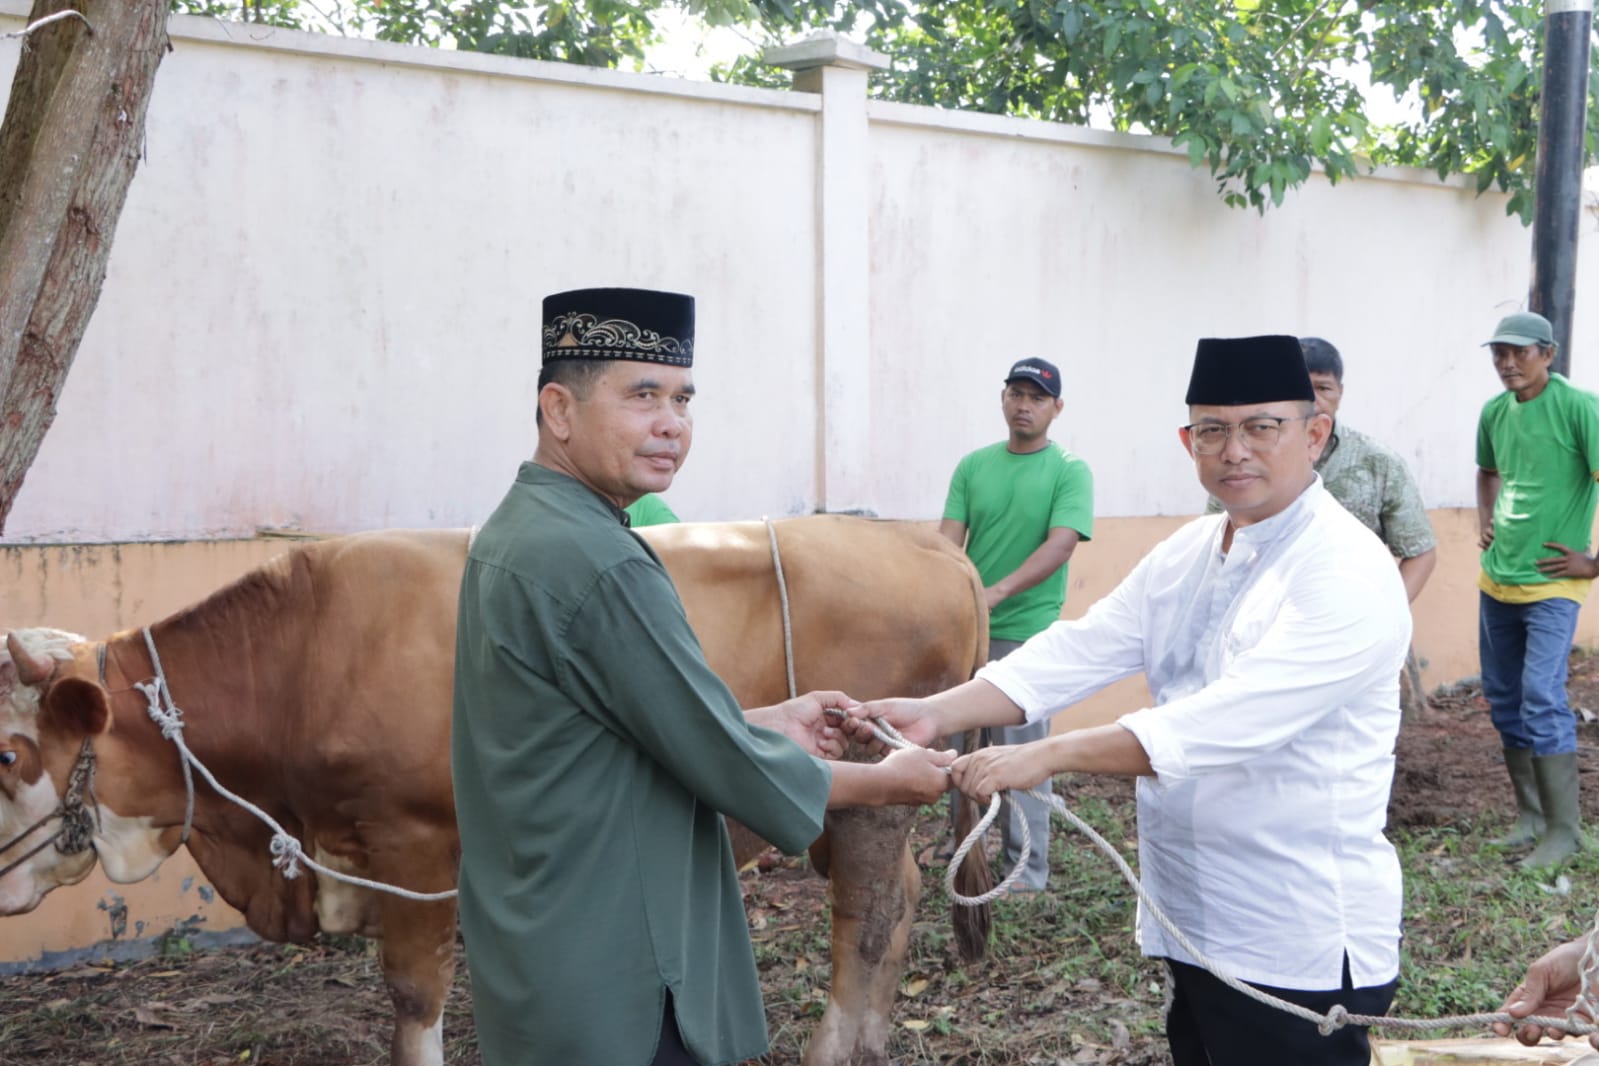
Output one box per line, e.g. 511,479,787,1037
867,104,1595,520
0,4,1592,539
0,8,821,539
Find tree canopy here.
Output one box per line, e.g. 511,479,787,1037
175,0,1597,220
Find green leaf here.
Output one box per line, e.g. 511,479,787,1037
1103,24,1122,58
1309,114,1332,155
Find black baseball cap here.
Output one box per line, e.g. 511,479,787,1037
1005,357,1061,398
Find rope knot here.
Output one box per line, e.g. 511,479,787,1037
1317,1004,1350,1036
270,834,304,879
136,680,185,740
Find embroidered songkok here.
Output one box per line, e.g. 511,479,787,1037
542,288,695,367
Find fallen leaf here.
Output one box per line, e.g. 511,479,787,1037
903,977,929,997
183,993,243,1010
901,1019,930,1032
133,1003,180,1029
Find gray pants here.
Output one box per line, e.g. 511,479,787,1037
949,637,1052,890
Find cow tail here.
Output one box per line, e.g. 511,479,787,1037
951,551,994,963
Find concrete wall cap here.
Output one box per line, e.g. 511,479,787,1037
764,30,890,73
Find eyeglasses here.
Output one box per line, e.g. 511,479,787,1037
1182,415,1310,455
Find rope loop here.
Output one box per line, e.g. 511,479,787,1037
1318,1004,1350,1036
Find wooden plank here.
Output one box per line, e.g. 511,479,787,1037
1372,1036,1599,1064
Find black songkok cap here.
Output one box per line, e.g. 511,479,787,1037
542,287,694,367
1184,335,1314,406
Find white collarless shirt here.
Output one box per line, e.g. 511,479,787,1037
980,478,1411,989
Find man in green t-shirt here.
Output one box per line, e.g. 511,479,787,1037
1476,311,1599,870
625,492,680,527
940,357,1094,890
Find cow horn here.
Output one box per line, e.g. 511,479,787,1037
7,632,58,686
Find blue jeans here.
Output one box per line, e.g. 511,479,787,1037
1479,592,1581,755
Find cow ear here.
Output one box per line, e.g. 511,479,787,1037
41,678,111,737
7,632,58,686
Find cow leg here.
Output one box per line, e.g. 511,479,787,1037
375,895,457,1066
803,806,920,1066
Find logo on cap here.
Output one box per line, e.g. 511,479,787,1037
1005,358,1062,398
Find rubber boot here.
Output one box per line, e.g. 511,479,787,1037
1490,747,1544,848
1523,752,1584,870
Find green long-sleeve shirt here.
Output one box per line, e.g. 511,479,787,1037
452,462,831,1065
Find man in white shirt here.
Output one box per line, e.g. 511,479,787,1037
863,335,1411,1065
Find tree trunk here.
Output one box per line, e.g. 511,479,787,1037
0,0,169,532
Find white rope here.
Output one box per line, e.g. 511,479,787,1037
763,517,798,700
2,10,92,39
138,629,194,847
945,792,1033,906
136,628,457,903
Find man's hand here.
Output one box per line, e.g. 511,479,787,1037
1492,937,1598,1048
984,585,1005,611
852,697,944,752
876,746,957,805
952,742,1056,805
749,690,859,759
1479,524,1495,550
1537,542,1599,580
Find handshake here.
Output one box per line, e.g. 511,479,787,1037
751,690,1060,811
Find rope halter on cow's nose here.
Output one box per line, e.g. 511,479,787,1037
0,738,99,880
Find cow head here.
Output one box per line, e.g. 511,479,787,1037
0,627,109,913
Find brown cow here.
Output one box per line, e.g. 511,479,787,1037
0,516,989,1066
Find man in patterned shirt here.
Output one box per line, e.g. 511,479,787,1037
1302,337,1437,601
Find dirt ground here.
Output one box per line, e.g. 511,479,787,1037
4,661,1599,1065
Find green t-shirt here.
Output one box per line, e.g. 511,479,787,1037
1477,373,1599,589
452,463,829,1066
625,493,680,527
943,441,1094,641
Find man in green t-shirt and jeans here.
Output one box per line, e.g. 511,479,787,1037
940,357,1095,890
1477,311,1599,870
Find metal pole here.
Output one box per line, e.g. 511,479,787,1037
1528,0,1593,376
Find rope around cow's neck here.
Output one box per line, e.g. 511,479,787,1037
135,627,457,903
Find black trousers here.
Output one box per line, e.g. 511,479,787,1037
651,992,699,1066
1164,956,1398,1066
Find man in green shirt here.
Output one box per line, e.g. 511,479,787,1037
1476,311,1599,869
625,492,680,526
452,287,955,1065
940,357,1094,891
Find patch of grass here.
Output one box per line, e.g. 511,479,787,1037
1389,821,1599,1028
